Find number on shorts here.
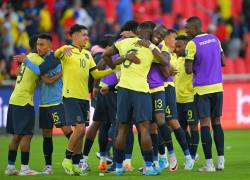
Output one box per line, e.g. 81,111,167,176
166,105,171,115
52,112,59,123
154,99,163,109
187,109,193,120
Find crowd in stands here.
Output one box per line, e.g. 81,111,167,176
0,0,249,83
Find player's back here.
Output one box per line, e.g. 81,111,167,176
9,53,44,106
115,37,158,93
192,33,222,86
39,64,63,106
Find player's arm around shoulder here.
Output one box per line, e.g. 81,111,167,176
137,39,169,66
41,72,62,85
88,51,114,79
102,45,119,69
54,45,72,59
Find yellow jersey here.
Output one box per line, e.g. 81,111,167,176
114,37,159,93
9,53,44,106
174,56,194,103
164,52,178,88
55,45,96,100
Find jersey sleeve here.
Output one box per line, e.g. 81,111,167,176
24,59,41,75
185,40,197,61
89,53,97,72
160,41,171,54
39,53,60,75
54,45,68,59
114,40,123,55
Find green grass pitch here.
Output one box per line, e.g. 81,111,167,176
0,130,250,179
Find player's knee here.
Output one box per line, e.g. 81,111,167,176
211,117,221,125
150,123,158,134
200,117,210,126
168,119,180,130
75,124,85,136
90,121,101,130
12,135,22,145
61,126,72,135
189,124,199,131
156,117,166,127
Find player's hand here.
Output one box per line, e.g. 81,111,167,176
92,87,99,98
13,54,27,63
120,31,135,38
100,86,109,94
170,66,179,76
63,47,73,56
125,52,140,64
136,39,151,48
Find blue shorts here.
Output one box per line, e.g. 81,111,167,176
6,104,35,135
117,87,152,124
194,92,223,119
39,103,65,129
165,86,178,120
63,97,90,126
93,91,117,123
151,90,166,114
177,102,198,127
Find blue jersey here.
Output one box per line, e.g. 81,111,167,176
25,51,63,106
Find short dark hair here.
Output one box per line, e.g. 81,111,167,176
99,34,116,48
138,21,156,32
143,21,156,30
29,34,39,52
120,20,139,33
38,33,52,42
175,35,189,41
186,16,202,28
167,29,177,35
69,24,88,35
154,24,168,36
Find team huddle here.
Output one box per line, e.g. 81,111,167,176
5,16,225,176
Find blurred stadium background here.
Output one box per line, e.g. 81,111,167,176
0,0,250,134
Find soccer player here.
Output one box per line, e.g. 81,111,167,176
80,34,118,171
136,24,173,171
5,36,43,176
185,16,226,172
13,33,70,175
54,24,114,175
163,29,194,170
174,35,199,162
103,22,168,176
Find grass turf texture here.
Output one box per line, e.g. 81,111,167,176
0,130,249,179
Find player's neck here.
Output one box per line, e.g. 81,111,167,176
195,31,203,36
72,42,84,51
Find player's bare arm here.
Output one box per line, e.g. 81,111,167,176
13,54,27,63
102,46,118,69
221,52,226,67
136,39,170,66
185,59,193,74
41,72,62,85
113,52,140,66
